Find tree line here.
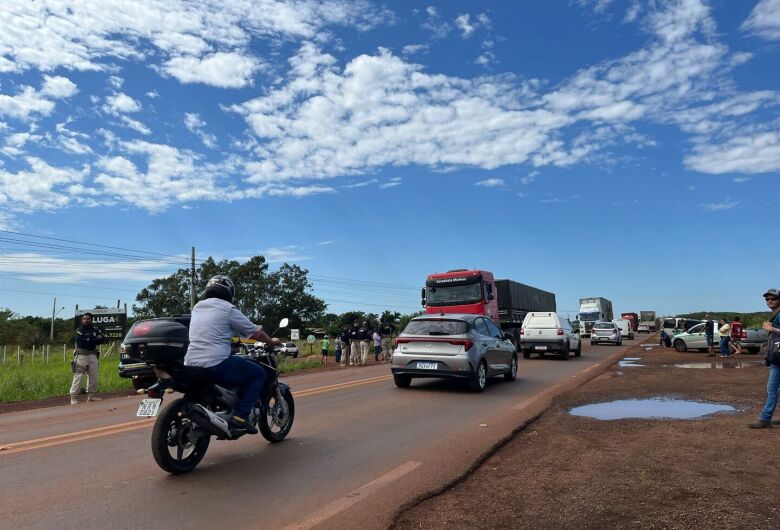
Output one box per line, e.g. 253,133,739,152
0,254,418,348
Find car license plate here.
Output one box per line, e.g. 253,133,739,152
535,345,547,350
417,361,438,370
136,398,162,417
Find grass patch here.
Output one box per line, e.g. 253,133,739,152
0,352,132,403
278,355,324,373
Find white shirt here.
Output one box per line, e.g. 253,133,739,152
184,297,259,368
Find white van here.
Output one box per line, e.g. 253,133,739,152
612,319,634,340
520,312,582,360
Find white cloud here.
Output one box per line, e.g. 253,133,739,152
344,178,379,188
475,178,505,187
520,171,538,185
40,76,78,98
455,15,475,39
402,44,429,55
685,130,780,174
379,177,402,189
146,90,160,99
733,176,751,183
0,157,87,211
0,77,77,121
94,140,243,212
317,240,334,246
623,2,641,23
104,92,140,114
0,252,174,284
698,199,738,212
261,246,311,263
741,0,780,41
422,6,451,38
263,185,336,197
161,52,262,89
0,0,393,86
184,113,218,148
120,116,152,135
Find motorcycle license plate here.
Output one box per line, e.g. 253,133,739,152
417,362,438,370
136,398,162,417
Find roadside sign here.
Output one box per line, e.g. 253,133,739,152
291,329,300,341
306,335,316,344
75,307,127,341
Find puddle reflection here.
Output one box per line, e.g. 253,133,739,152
570,398,735,420
668,361,763,369
618,357,644,367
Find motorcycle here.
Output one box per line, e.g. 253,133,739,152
128,317,295,474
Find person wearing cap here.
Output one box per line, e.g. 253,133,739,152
749,289,780,429
69,312,106,404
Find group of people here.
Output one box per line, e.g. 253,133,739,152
320,318,396,367
657,314,747,357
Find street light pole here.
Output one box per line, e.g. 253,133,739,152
50,297,56,341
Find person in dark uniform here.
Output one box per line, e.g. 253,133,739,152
349,320,361,366
379,318,397,363
358,320,371,365
69,313,105,404
339,326,351,367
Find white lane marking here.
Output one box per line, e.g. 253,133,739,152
283,461,422,530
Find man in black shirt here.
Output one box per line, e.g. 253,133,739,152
69,313,105,404
379,318,396,363
703,313,715,357
349,320,361,366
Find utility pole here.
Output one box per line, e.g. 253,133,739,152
50,297,56,341
190,246,196,311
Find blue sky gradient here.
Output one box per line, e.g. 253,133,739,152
0,0,777,319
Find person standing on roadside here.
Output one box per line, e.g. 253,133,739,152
718,319,731,358
321,335,330,366
730,316,743,356
379,317,397,363
358,320,371,365
349,320,361,366
372,328,382,362
703,313,715,357
340,326,351,367
334,333,342,364
749,289,780,429
69,313,105,404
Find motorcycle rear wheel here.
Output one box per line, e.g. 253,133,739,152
151,398,210,474
259,387,295,442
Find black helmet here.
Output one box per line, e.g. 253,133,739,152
203,275,236,303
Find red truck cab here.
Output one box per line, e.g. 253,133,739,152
620,312,639,332
422,269,499,323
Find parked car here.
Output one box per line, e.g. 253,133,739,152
671,322,720,352
118,314,190,390
390,314,517,392
520,311,581,360
637,323,650,333
277,342,299,358
613,319,634,340
739,328,769,354
591,321,622,346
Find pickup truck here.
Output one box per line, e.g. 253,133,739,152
739,328,769,354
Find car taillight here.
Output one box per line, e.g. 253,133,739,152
741,331,747,339
449,339,474,350
133,323,153,336
557,328,564,336
520,328,525,336
396,338,411,344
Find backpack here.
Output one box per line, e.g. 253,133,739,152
765,311,780,366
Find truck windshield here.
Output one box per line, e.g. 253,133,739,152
579,312,600,322
425,284,482,306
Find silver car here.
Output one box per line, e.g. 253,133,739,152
590,321,622,346
391,314,517,392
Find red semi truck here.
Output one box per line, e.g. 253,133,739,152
620,312,639,332
422,269,556,344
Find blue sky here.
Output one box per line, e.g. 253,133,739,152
0,0,778,320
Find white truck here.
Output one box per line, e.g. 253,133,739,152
577,297,614,337
639,311,657,333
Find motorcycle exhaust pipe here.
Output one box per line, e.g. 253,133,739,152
185,403,231,437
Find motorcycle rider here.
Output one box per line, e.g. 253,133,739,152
184,275,281,434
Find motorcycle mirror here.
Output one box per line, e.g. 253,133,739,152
278,318,289,329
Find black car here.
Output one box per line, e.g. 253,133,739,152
118,314,191,390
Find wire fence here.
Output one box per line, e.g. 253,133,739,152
0,342,121,365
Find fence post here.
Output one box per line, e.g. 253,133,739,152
63,343,66,361
32,344,35,363
46,344,50,363
2,345,5,364
17,345,20,365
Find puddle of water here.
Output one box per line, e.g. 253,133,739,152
619,361,645,367
667,361,763,370
623,357,641,361
570,398,735,420
644,347,653,351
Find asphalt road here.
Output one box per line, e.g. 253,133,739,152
0,339,643,530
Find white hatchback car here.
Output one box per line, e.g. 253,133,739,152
591,321,622,346
520,312,582,360
613,319,634,340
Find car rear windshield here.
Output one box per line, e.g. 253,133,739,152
403,319,468,336
526,314,556,327
286,343,295,347
594,323,615,329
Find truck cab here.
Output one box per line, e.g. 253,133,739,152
422,269,498,321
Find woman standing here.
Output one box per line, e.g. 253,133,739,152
718,319,731,358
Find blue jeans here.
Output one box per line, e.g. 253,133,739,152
719,336,731,356
759,365,780,422
206,355,266,419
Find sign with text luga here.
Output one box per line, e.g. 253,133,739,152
75,308,128,341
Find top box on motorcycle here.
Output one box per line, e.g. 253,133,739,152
123,315,190,362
